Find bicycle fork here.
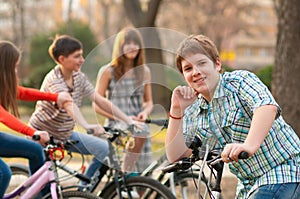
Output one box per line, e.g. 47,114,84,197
209,161,224,199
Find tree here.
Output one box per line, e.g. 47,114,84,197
24,20,98,89
122,0,172,110
158,0,252,53
273,0,300,135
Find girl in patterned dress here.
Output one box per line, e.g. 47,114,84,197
95,28,153,172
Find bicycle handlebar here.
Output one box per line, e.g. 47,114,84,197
32,134,40,141
86,118,168,136
161,157,193,173
162,151,249,174
145,119,169,128
238,151,249,159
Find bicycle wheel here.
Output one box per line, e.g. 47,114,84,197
166,171,223,199
61,191,101,199
99,176,176,199
6,164,29,193
163,171,199,199
44,190,101,199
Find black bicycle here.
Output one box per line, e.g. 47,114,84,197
8,119,203,199
8,125,175,199
141,119,203,199
162,135,249,199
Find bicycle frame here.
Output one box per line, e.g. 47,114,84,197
141,119,203,198
141,152,199,197
162,134,248,199
4,160,60,199
4,136,92,199
83,129,127,194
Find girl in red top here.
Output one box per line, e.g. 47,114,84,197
0,41,71,197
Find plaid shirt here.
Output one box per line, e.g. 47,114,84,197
182,70,300,198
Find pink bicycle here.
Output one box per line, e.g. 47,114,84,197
3,136,99,199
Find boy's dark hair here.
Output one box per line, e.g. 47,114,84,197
48,35,82,63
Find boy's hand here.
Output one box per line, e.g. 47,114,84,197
86,124,105,137
221,143,252,163
171,86,198,112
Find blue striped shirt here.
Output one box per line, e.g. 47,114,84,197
182,70,300,198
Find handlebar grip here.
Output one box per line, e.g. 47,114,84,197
161,164,178,173
75,173,91,183
238,151,249,159
161,158,192,173
87,129,94,134
32,135,40,141
145,119,169,127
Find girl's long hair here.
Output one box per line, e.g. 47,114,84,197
111,28,145,84
0,41,20,117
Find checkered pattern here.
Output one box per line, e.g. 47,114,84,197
105,66,152,171
182,70,300,199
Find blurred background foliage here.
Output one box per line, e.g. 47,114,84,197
1,0,299,133
23,20,98,89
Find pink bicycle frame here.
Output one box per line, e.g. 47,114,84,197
4,161,58,199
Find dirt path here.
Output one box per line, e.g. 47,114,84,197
221,176,238,198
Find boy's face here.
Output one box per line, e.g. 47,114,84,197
60,49,84,72
181,53,221,100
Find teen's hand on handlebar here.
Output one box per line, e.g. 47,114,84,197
135,111,148,121
128,117,145,129
57,92,73,109
33,131,50,146
86,124,105,137
221,143,252,163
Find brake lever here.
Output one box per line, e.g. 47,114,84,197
210,151,249,165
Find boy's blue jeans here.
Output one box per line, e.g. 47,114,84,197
248,182,300,199
69,132,109,180
0,132,45,198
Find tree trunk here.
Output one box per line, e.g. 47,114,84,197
67,0,73,35
140,28,172,111
273,0,300,136
123,0,171,110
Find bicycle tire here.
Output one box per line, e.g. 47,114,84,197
99,176,176,199
44,190,101,199
8,165,100,199
6,164,30,193
9,163,30,175
165,172,223,199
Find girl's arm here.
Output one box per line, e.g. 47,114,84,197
17,86,58,101
93,66,120,121
0,105,35,136
0,106,49,145
92,91,133,125
17,86,72,108
137,66,153,121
